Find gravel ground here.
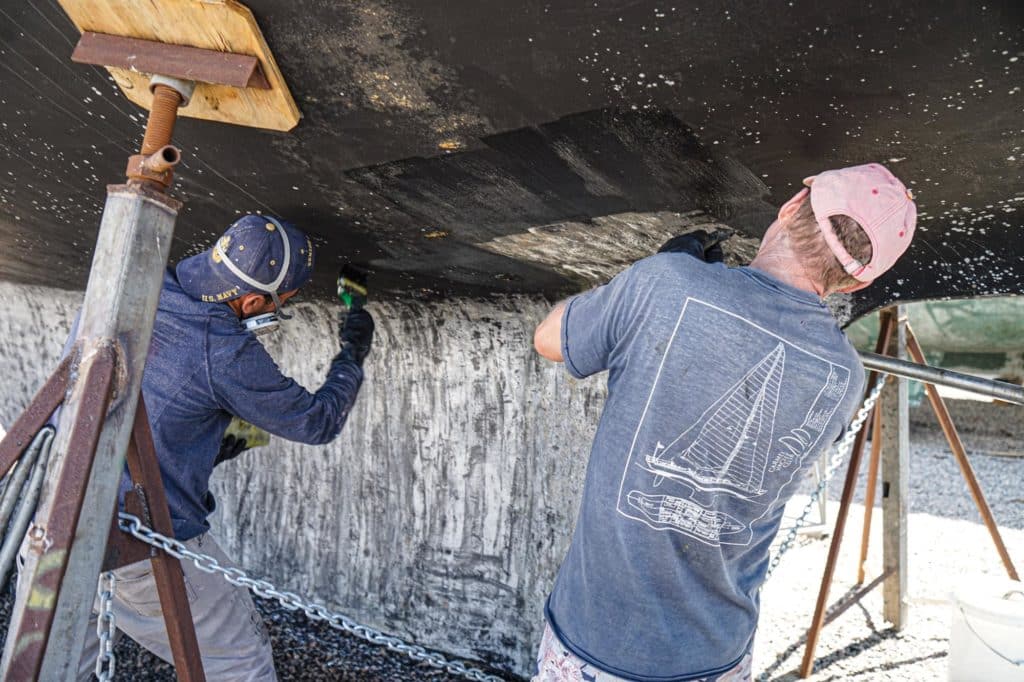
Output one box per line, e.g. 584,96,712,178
0,582,498,681
756,398,1024,681
0,399,1020,681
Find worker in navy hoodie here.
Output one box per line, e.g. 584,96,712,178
11,214,372,681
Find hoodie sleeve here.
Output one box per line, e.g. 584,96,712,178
207,331,363,445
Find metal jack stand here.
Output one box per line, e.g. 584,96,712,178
798,307,1022,678
0,72,199,681
0,13,297,678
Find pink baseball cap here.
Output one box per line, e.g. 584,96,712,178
802,163,917,289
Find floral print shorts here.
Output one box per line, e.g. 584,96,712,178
531,624,753,682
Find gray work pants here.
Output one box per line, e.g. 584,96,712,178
9,532,277,681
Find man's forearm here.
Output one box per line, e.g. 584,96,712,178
534,300,568,362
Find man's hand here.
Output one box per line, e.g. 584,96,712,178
657,229,728,262
214,417,270,466
215,433,248,466
339,308,375,366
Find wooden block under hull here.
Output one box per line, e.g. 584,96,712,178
56,0,300,131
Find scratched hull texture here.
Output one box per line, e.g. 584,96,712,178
211,297,602,675
0,283,83,425
0,282,603,675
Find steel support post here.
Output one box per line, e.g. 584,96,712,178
1,347,116,681
1,184,180,681
880,307,909,628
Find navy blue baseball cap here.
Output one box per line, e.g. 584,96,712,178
177,215,315,312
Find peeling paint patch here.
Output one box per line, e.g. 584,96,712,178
825,293,856,327
476,210,761,285
304,2,488,137
550,140,621,197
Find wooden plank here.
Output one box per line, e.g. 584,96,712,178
72,32,269,89
880,306,909,628
56,0,300,131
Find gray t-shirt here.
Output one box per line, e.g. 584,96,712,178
546,254,865,681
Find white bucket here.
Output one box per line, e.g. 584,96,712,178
949,578,1024,681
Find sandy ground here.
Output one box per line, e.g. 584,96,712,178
1,399,1021,681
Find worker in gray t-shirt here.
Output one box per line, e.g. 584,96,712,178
532,164,917,681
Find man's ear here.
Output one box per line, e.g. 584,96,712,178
238,292,269,317
778,187,809,225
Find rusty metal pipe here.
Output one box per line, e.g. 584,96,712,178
142,145,181,174
125,399,207,681
140,85,183,155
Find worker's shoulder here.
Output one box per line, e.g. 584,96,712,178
629,252,725,287
836,330,867,380
622,255,735,311
809,321,866,391
156,277,251,352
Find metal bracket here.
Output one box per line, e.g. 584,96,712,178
71,32,269,90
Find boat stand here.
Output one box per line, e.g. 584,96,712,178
798,306,1022,677
0,367,206,680
0,3,298,677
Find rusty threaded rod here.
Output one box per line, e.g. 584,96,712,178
140,85,183,155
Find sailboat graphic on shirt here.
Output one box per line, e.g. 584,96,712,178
617,298,853,547
641,343,785,500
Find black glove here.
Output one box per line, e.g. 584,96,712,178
339,308,375,366
657,229,728,263
215,434,248,466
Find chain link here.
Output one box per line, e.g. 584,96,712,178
95,571,117,681
764,376,888,579
116,515,504,682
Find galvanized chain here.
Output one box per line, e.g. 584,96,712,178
116,515,504,682
94,571,117,681
764,375,888,579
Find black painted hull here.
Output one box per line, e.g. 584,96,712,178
1,0,1022,319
